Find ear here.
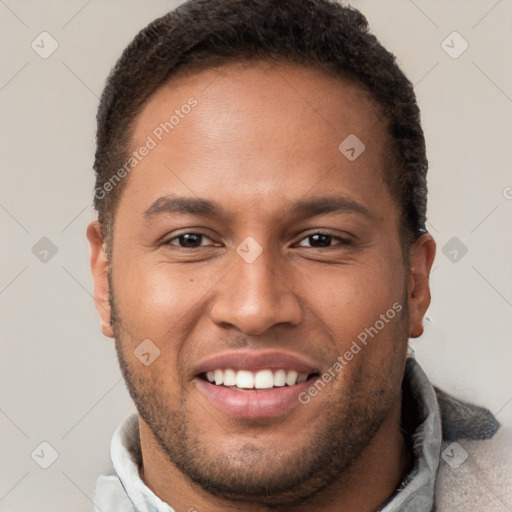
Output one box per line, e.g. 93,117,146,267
407,233,436,338
86,221,114,338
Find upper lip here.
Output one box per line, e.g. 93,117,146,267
193,350,321,377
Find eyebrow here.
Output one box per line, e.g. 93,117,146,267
287,196,373,220
143,194,373,221
143,195,225,218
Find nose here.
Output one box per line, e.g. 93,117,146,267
209,248,303,336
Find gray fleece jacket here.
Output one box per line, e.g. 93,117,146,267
93,358,512,511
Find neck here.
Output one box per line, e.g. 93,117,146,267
139,395,410,512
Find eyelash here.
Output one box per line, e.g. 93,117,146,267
296,233,352,248
164,231,353,249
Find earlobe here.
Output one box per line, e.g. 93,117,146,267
86,221,114,338
407,233,436,339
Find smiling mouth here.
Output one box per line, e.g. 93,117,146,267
200,368,320,391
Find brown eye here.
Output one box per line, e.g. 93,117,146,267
297,233,351,248
307,234,332,247
167,233,211,248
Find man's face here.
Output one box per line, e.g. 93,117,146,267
90,61,430,504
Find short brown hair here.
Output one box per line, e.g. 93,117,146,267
93,0,428,248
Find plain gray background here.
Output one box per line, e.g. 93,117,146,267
1,1,511,510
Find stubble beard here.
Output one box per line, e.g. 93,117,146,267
109,279,409,508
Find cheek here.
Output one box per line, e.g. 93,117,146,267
112,257,217,342
302,252,406,353
311,258,404,314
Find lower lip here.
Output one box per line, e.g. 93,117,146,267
195,378,314,419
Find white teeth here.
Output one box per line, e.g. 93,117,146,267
297,373,308,384
254,369,274,389
205,368,311,389
236,370,255,389
223,368,236,386
273,369,287,387
285,370,298,386
214,369,224,385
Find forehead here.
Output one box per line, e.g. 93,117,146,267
132,60,385,149
121,60,393,222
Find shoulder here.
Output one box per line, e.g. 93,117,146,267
436,427,512,511
434,388,512,511
93,461,138,512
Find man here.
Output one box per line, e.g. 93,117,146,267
87,0,510,510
